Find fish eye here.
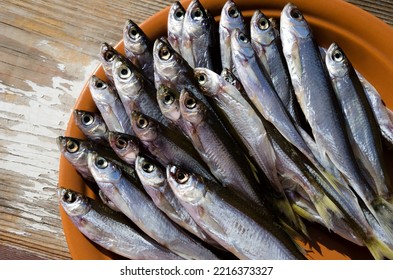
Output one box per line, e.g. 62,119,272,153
128,26,141,40
82,113,94,126
163,92,175,105
332,49,344,62
290,9,303,21
196,72,207,86
95,80,107,89
142,161,155,173
62,190,77,203
118,65,132,79
66,139,79,153
95,156,108,169
185,96,197,109
137,116,149,129
258,17,270,30
115,137,128,149
159,46,172,61
175,8,185,20
238,32,249,43
191,7,203,20
175,170,189,184
228,7,239,18
104,50,116,62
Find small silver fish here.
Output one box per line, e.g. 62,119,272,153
99,42,121,84
181,0,216,70
219,0,247,73
112,55,169,127
58,187,183,260
87,151,219,260
179,88,263,207
167,1,186,54
166,164,306,260
89,75,133,135
135,155,219,247
250,10,301,125
123,19,154,81
130,110,215,182
325,42,391,199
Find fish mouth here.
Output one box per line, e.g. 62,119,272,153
56,136,66,152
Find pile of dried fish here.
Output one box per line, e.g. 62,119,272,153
57,0,393,260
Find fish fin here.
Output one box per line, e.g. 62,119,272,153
373,198,393,242
312,193,345,231
365,237,393,260
196,205,227,238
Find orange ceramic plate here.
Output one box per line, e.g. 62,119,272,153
58,0,393,260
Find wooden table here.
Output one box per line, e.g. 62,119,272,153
0,0,392,260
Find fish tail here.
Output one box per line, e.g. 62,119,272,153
373,198,393,243
312,194,344,231
365,236,393,260
276,198,309,237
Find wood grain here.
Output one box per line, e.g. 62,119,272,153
0,0,391,260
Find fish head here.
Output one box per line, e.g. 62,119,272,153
166,164,207,205
220,68,242,91
135,155,166,188
112,56,140,94
250,10,276,46
183,0,209,37
88,75,116,105
157,84,181,122
74,109,95,129
87,151,122,183
153,38,184,79
168,1,185,35
57,136,92,168
99,42,120,79
73,110,108,137
130,111,159,142
123,19,149,56
58,187,91,217
280,3,312,42
108,131,140,163
325,43,350,78
231,28,255,64
179,88,206,126
220,0,245,31
194,67,222,97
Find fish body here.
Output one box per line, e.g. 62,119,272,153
58,187,183,260
231,28,316,165
179,88,262,207
280,3,379,208
325,43,391,199
166,165,305,260
87,152,218,260
250,10,300,125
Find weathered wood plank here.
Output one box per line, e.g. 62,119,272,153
0,0,391,260
0,0,174,260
